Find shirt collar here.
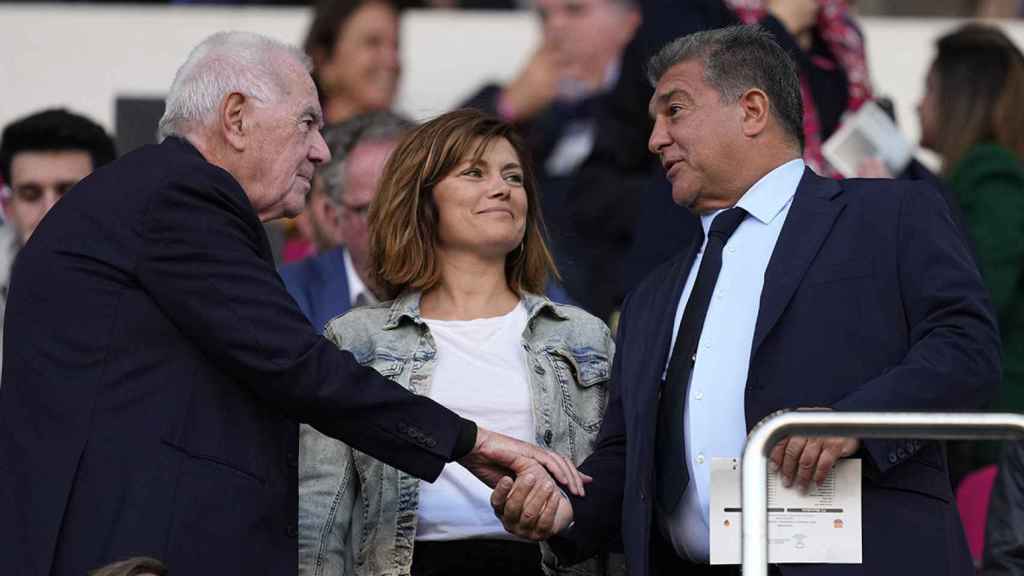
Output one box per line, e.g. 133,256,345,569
342,249,371,306
383,290,567,330
699,158,805,234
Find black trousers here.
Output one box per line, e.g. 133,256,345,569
411,539,544,576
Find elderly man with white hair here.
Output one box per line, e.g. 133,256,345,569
0,31,585,576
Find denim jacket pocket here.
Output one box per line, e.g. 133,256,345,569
547,347,611,431
356,350,406,380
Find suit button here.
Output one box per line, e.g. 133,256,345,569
544,430,553,446
888,453,898,464
640,486,646,502
426,439,437,448
897,448,907,459
286,524,297,538
533,363,546,375
398,422,408,433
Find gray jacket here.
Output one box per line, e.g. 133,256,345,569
298,291,616,576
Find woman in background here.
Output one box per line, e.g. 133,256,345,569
917,23,1024,415
298,109,615,576
726,0,872,175
304,0,401,124
284,0,402,262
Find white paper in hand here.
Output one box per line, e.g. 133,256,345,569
822,101,913,178
709,457,862,565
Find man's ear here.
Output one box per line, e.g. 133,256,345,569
221,92,248,152
739,88,771,139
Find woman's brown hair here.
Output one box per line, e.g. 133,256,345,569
369,108,558,299
931,23,1024,174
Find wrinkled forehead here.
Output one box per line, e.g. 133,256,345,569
274,60,324,121
648,60,704,118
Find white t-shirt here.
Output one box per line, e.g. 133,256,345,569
416,302,534,541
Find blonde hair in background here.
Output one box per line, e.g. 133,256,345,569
369,109,558,300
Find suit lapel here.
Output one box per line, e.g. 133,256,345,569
751,169,845,358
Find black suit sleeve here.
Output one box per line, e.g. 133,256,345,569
548,295,632,564
135,174,475,481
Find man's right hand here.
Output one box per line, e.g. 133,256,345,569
490,473,575,541
458,426,589,496
500,43,561,122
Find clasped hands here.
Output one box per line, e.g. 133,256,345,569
482,410,859,542
457,426,586,541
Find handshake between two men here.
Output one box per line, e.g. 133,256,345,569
485,429,859,543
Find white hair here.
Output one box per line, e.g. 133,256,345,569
158,31,312,140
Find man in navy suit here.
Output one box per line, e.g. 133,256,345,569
491,25,1000,576
281,111,413,330
0,31,584,576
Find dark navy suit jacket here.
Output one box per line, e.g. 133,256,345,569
280,247,352,333
0,137,471,576
553,169,1001,576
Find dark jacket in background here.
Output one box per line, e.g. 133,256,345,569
280,246,353,334
0,137,473,576
568,0,738,320
948,144,1024,415
985,441,1024,576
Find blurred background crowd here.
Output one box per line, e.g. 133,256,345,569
3,0,1024,574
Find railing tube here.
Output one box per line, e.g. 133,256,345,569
740,411,1024,575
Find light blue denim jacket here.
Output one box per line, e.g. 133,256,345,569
298,291,616,576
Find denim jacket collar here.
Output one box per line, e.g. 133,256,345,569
383,290,569,330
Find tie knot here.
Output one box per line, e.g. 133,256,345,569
708,206,747,243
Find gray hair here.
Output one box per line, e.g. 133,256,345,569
158,31,312,140
646,25,805,150
320,110,415,203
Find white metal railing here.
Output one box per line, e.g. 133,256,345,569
740,411,1024,575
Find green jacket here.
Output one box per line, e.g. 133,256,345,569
950,143,1024,412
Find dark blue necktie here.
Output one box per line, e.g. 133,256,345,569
655,206,748,514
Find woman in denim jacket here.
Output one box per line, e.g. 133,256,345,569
298,109,615,576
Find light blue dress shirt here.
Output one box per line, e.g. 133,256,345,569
657,159,805,562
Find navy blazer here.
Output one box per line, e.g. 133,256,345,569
280,246,352,333
554,169,1001,576
0,138,471,576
